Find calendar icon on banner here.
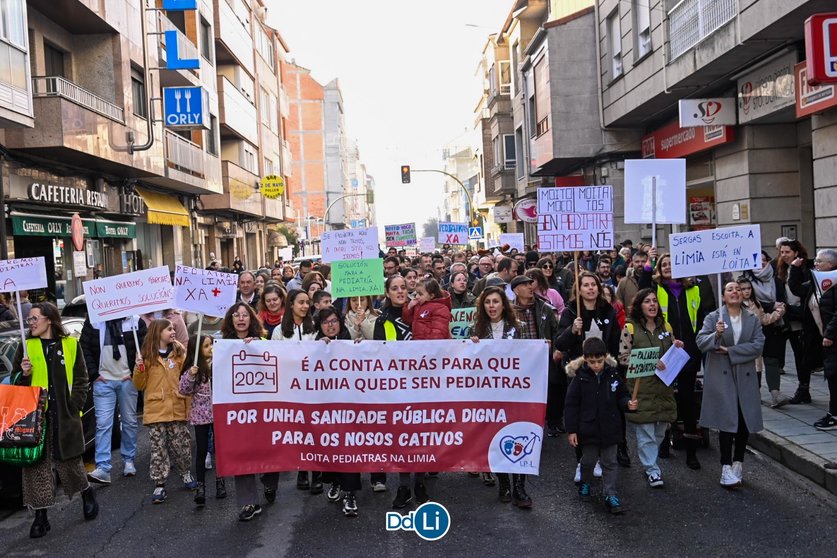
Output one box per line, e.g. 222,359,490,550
231,350,279,395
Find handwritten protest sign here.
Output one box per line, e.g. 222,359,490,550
626,347,660,379
0,257,48,292
322,227,379,262
669,225,761,279
384,223,417,247
438,222,469,245
173,265,238,317
331,258,385,298
624,159,687,224
499,233,524,253
84,266,174,323
419,237,436,253
212,339,548,476
536,186,614,252
450,307,476,339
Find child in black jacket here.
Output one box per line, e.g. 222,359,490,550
565,337,636,514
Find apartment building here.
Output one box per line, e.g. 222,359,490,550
345,139,375,229
324,79,349,229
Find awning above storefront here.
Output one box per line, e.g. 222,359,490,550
11,213,136,239
135,187,191,228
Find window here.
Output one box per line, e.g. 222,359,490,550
263,157,273,176
207,115,218,156
269,95,278,133
498,61,511,95
44,42,65,78
240,143,257,174
510,41,520,97
1,0,26,47
503,134,515,170
525,69,536,138
634,0,652,59
260,88,270,126
533,57,549,137
492,136,500,169
607,10,623,79
255,25,274,70
200,17,213,64
131,67,147,118
514,128,524,178
488,63,497,97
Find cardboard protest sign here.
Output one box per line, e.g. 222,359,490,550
173,265,238,317
84,266,174,323
623,159,687,224
669,225,761,279
213,339,548,476
438,222,469,245
536,186,614,252
450,307,476,339
419,237,436,253
0,257,48,292
813,269,837,294
321,227,379,262
331,259,385,298
626,347,660,379
499,233,524,253
384,223,417,247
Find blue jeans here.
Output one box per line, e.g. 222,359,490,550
93,378,139,471
633,422,667,477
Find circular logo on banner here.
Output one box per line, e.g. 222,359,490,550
71,213,85,251
412,502,451,541
513,199,538,223
487,422,542,474
260,175,285,199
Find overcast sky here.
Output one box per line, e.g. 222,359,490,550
269,0,512,232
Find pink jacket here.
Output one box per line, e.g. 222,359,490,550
178,371,213,425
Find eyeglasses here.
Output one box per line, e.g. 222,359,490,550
321,318,340,326
25,316,44,325
232,313,250,320
541,264,553,269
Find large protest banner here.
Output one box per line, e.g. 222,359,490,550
213,339,548,476
438,222,469,245
449,307,476,339
330,258,385,298
173,265,238,317
536,186,614,251
0,257,48,292
669,225,761,279
384,223,417,247
322,227,380,262
84,266,174,322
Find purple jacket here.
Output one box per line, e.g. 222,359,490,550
178,371,213,425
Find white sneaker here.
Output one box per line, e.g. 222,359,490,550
720,465,740,488
88,467,111,485
573,463,581,483
593,461,602,478
205,454,213,470
123,461,137,477
731,461,743,482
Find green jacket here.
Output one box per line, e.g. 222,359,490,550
618,319,677,424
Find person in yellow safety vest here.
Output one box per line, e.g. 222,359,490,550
12,302,98,538
639,250,713,471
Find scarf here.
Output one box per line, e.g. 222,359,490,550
750,264,777,305
258,310,283,328
664,279,683,300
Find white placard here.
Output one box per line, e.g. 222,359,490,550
419,237,436,253
656,345,690,386
84,266,174,323
536,186,614,252
321,226,379,263
0,257,48,292
624,159,687,224
678,98,737,127
73,251,88,278
500,233,525,252
174,265,238,317
494,205,513,223
438,222,469,245
669,225,761,279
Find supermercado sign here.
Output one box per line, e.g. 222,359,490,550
212,340,548,477
641,119,734,159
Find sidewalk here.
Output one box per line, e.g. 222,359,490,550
747,349,837,496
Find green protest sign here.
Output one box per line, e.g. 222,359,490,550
626,347,660,379
450,307,476,339
331,258,385,298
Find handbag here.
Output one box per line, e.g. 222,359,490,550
0,384,48,448
0,426,46,466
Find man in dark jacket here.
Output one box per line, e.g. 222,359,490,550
80,316,146,484
806,249,837,431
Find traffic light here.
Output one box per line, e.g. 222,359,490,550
401,165,411,184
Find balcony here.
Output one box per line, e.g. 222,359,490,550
668,0,737,61
157,13,201,88
218,76,258,144
200,160,262,217
26,0,116,34
214,0,254,74
33,76,123,123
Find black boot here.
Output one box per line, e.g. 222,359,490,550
194,482,206,506
296,471,310,490
617,442,631,467
659,428,671,458
789,385,812,404
685,438,701,470
29,509,50,538
215,478,227,499
497,474,512,503
81,487,99,520
511,474,532,509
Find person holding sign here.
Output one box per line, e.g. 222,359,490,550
696,282,765,488
639,251,712,470
618,289,683,488
12,303,99,538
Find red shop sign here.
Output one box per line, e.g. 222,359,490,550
641,119,734,159
795,62,837,118
804,13,837,85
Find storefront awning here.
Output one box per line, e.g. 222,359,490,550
135,187,191,228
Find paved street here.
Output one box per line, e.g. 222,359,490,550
1,421,835,558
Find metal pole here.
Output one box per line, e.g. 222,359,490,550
412,169,475,225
